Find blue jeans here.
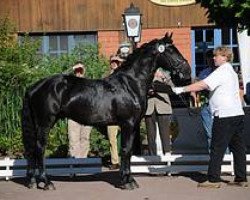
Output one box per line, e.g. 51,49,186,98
200,104,213,151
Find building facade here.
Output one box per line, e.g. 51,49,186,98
0,0,239,78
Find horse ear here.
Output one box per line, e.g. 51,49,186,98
164,32,173,43
169,32,173,39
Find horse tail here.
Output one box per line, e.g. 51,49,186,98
21,91,37,162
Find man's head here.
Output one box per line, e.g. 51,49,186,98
110,55,124,70
73,61,85,77
118,42,132,59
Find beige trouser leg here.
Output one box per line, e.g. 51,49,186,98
107,126,119,164
68,119,92,158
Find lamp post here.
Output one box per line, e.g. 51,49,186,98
122,3,142,50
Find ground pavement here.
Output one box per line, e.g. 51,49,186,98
0,171,249,200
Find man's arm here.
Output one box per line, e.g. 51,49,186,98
185,80,209,92
172,80,209,94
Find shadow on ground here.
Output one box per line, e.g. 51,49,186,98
175,172,230,183
11,171,122,189
11,171,230,190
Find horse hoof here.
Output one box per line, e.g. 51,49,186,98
44,182,56,190
37,181,56,190
27,177,36,189
27,182,37,189
119,181,139,190
131,180,139,189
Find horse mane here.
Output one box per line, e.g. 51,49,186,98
113,38,160,73
114,34,173,73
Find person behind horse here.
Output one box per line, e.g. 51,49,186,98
106,54,124,170
145,68,174,155
197,49,216,152
173,46,248,188
68,61,92,158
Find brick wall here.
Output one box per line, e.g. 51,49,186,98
98,27,192,65
98,31,120,58
139,28,192,65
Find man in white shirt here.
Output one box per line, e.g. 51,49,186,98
173,46,248,188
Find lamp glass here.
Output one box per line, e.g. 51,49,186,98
124,15,141,37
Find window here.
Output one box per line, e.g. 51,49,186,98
19,33,97,57
191,27,239,78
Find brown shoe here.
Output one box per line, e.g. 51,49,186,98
109,164,120,170
198,181,221,188
227,181,248,188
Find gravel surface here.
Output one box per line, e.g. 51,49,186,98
0,171,249,200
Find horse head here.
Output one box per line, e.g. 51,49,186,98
154,33,192,86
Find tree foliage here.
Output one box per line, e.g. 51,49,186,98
198,0,250,33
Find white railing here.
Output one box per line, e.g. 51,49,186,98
1,154,250,180
0,157,102,180
131,154,250,175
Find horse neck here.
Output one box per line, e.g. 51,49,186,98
122,55,157,91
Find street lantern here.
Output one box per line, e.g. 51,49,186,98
122,3,142,49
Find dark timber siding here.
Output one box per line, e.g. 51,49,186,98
0,0,210,33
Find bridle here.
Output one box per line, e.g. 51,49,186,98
164,44,189,79
163,43,191,108
154,42,189,79
170,59,189,79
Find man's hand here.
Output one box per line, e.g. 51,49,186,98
172,87,185,95
152,81,173,94
147,89,155,96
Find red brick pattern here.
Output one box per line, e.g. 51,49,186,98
98,31,120,58
98,28,192,65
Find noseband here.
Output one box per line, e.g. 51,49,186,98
171,59,189,78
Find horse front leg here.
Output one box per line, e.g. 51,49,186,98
36,126,55,190
119,123,140,190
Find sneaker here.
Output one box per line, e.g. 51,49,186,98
197,181,221,188
227,181,248,188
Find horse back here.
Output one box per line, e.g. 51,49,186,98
25,73,145,126
63,75,144,126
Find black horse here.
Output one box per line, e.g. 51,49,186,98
21,33,191,190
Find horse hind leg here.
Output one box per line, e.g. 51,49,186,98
36,123,56,190
23,136,37,189
22,98,38,189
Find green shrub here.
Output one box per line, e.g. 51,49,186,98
0,17,110,158
0,18,151,159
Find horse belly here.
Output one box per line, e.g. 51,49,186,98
66,99,114,125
